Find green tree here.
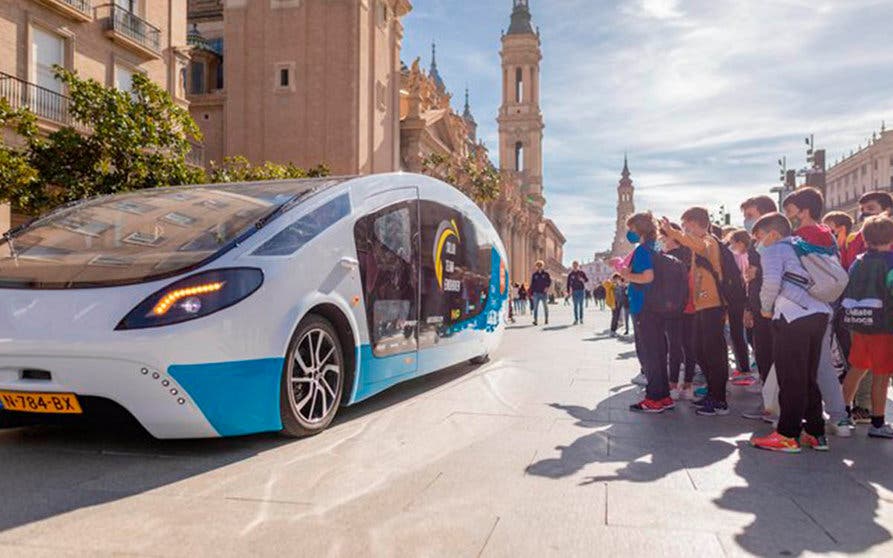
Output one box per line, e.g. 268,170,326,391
0,68,329,218
207,156,329,183
421,152,501,203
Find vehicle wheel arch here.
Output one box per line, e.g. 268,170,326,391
293,301,358,407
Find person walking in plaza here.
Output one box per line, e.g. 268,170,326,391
661,207,730,416
595,283,607,310
840,215,893,439
616,278,630,335
739,196,779,422
782,187,852,437
567,261,589,325
750,213,831,453
516,283,528,315
530,261,552,326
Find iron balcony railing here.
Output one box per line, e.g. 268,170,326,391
0,72,72,126
59,0,92,15
107,5,160,53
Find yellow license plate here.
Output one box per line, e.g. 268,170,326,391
0,391,82,414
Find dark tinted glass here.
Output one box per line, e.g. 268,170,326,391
253,194,350,256
0,178,346,288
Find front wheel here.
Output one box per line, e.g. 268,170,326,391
280,314,345,437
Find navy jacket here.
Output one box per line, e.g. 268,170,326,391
530,270,552,294
567,270,588,292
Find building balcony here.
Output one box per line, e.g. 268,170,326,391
101,4,161,59
35,0,93,22
0,72,74,127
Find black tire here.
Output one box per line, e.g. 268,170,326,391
470,354,490,365
279,314,345,438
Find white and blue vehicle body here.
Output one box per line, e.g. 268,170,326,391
0,173,508,438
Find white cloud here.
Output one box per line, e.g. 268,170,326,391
403,1,893,263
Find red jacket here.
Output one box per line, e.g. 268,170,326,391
842,231,867,270
795,224,836,250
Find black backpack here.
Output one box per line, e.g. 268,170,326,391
842,252,893,334
696,240,746,308
644,250,689,316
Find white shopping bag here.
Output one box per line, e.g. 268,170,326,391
762,365,780,416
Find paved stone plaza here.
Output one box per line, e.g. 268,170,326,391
2,304,893,557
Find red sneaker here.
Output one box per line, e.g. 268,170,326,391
658,397,676,410
751,431,801,453
629,399,666,414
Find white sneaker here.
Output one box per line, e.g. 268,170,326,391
631,373,647,386
829,418,854,438
669,389,681,401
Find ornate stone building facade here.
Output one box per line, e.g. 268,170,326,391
825,126,893,218
489,0,563,285
185,0,412,176
611,156,636,257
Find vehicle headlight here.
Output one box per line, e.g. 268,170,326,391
115,268,264,330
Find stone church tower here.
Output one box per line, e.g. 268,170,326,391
611,156,636,257
497,0,546,281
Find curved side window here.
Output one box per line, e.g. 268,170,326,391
253,193,350,256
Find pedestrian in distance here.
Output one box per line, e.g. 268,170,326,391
530,260,552,326
607,275,621,335
517,283,528,316
750,213,831,453
567,260,589,325
661,207,731,417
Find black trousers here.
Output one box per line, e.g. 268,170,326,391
666,313,697,384
833,306,851,371
773,313,828,439
635,311,671,401
752,313,774,382
610,307,622,332
695,307,730,403
727,302,751,373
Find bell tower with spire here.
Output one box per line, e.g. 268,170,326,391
498,0,544,208
611,155,637,257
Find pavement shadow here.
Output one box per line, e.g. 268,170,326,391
526,385,893,555
541,325,573,332
0,359,484,533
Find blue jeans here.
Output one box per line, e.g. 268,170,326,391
572,290,585,322
532,292,549,323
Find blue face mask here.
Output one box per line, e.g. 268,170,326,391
655,239,665,252
626,230,641,244
744,217,757,234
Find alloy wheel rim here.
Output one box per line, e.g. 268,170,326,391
289,328,341,425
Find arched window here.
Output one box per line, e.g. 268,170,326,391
515,142,524,172
515,67,523,103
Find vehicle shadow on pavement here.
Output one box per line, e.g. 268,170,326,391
526,386,893,556
0,360,484,533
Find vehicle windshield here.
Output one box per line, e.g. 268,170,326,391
0,178,347,289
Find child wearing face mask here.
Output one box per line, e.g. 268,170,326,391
750,213,831,453
842,191,893,270
782,188,852,437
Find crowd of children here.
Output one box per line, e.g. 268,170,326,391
621,187,893,453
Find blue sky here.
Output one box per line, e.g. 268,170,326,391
401,0,893,263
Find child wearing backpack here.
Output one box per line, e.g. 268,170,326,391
660,208,730,417
841,215,893,438
750,213,831,453
622,212,674,413
782,187,852,437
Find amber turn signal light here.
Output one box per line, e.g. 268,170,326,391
152,282,224,316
